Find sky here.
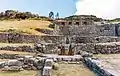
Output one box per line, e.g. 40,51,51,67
0,0,76,17
0,0,119,19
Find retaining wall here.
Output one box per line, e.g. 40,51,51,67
74,42,120,54
0,33,64,43
83,57,113,76
0,45,35,52
0,33,41,43
0,56,45,71
57,24,120,36
71,36,120,43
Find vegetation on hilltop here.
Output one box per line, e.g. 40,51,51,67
57,15,103,22
0,10,52,21
109,18,120,22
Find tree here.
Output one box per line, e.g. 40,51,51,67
55,12,59,19
5,10,18,19
0,12,4,18
49,11,54,19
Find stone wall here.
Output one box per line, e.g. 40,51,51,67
0,56,45,71
35,43,59,54
83,57,113,76
0,45,35,52
0,33,41,43
71,36,120,43
57,24,118,36
36,29,54,35
0,33,64,43
74,42,120,54
0,54,21,59
41,35,65,43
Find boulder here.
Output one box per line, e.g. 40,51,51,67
52,63,59,70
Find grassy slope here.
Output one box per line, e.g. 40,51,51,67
0,20,52,35
0,70,38,76
0,43,34,47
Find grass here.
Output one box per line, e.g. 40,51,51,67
95,54,120,58
0,20,53,35
0,43,34,47
52,63,95,76
0,70,38,76
0,59,9,62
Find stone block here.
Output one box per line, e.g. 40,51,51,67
6,60,23,66
44,59,53,67
42,67,52,76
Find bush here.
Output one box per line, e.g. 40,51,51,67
49,24,55,29
0,10,51,20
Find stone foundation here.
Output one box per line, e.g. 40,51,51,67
0,56,45,71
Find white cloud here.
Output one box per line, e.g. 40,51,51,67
75,0,119,19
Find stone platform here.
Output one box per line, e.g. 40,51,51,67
43,54,82,62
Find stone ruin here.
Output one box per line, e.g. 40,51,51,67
0,16,120,76
0,56,45,71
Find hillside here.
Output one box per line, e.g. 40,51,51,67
0,20,53,35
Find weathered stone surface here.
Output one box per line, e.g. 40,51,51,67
0,54,20,59
57,24,120,36
0,57,45,70
6,60,23,66
41,35,64,43
36,29,54,35
0,46,35,52
74,42,120,54
44,59,53,67
2,66,23,71
42,67,52,76
83,57,114,76
0,33,41,43
71,36,120,43
0,62,5,68
35,43,59,54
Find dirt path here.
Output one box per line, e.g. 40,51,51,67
52,63,95,76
